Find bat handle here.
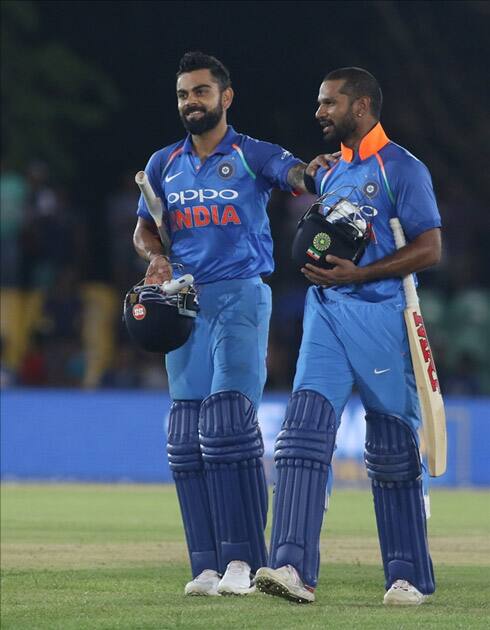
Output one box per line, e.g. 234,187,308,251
389,217,407,248
135,170,172,255
389,218,419,309
135,171,163,228
135,170,146,186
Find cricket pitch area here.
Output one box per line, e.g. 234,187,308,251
1,485,489,629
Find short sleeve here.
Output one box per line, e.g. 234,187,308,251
388,156,442,241
241,137,303,191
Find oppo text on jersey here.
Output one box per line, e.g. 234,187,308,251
167,189,239,206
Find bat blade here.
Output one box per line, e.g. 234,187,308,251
404,306,447,476
135,171,170,253
390,218,447,477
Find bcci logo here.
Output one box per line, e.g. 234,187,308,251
363,182,379,199
307,232,331,261
313,233,331,251
218,162,234,179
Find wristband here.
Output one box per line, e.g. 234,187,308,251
303,172,317,195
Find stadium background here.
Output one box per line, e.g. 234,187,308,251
1,0,489,484
2,3,490,628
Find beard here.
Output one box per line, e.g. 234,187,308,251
180,102,224,135
321,111,357,144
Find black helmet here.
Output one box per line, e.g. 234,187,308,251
123,281,199,353
292,192,370,270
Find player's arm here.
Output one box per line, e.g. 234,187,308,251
303,227,441,286
244,138,339,194
304,154,442,286
133,216,172,284
286,153,341,193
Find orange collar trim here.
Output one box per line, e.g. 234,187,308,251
340,123,390,162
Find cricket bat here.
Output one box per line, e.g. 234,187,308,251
135,171,171,253
390,218,447,477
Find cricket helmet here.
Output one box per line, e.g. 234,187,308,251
123,280,199,353
292,192,370,270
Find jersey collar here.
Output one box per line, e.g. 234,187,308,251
340,122,390,162
182,125,239,156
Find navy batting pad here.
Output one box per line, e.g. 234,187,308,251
365,412,435,594
167,400,218,576
269,390,337,588
199,391,268,574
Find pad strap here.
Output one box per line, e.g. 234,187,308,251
270,390,337,588
167,400,217,576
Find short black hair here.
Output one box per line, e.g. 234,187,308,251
177,51,231,91
325,67,382,119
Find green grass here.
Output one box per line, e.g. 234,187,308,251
2,485,490,629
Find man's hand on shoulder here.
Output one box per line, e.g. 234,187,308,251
302,255,365,286
145,254,173,285
287,151,341,194
305,151,341,178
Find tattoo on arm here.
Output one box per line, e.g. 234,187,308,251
287,163,307,192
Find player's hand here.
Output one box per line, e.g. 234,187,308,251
301,255,364,286
144,254,172,285
305,152,341,178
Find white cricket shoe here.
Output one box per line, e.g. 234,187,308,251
217,561,256,595
383,579,427,606
184,569,221,596
255,565,315,604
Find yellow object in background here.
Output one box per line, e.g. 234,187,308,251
81,283,118,389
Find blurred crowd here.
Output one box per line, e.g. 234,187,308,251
1,161,489,395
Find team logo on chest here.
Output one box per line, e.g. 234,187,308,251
363,181,379,199
218,161,234,179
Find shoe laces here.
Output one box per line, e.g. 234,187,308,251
197,569,219,581
227,561,250,575
393,580,412,591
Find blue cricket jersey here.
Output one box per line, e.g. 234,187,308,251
137,125,301,284
312,123,442,302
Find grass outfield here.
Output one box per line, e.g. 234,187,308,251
1,486,489,629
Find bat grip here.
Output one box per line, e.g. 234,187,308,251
389,218,419,309
135,171,163,228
